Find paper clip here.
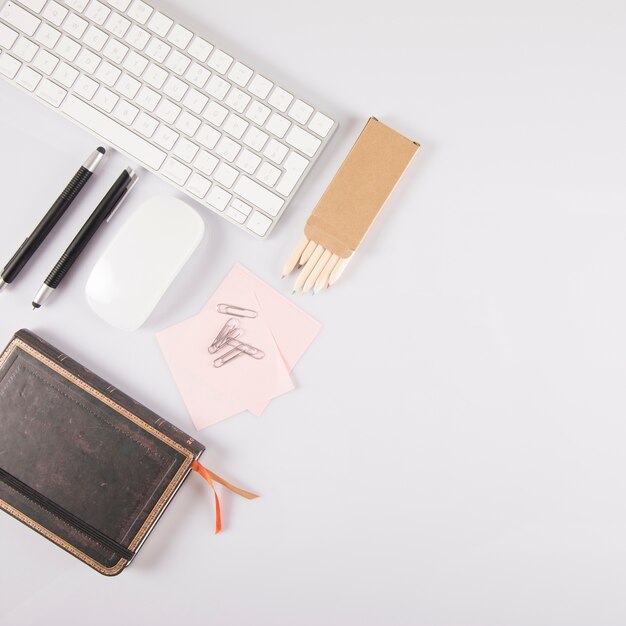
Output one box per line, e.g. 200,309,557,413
214,347,246,368
216,304,257,318
208,328,241,354
226,338,265,360
209,318,239,353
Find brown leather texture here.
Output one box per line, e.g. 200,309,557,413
0,330,205,576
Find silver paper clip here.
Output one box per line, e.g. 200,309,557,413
209,318,239,353
226,338,265,360
214,346,246,368
216,303,257,318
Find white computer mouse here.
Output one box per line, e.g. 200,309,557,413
85,196,205,331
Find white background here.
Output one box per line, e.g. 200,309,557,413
1,0,626,624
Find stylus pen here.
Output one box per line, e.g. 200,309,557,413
32,167,138,309
0,147,106,293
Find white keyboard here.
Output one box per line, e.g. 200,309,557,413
0,0,337,238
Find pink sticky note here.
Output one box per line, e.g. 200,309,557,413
157,264,321,430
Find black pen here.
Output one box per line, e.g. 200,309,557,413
32,167,138,309
0,147,106,292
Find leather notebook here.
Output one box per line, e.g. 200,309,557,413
0,329,206,576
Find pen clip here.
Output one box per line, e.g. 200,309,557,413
107,169,138,223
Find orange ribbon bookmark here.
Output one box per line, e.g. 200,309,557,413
191,460,258,534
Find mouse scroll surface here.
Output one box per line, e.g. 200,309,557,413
85,197,205,331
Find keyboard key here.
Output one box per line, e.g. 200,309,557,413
102,38,128,63
42,1,67,24
95,59,120,86
164,49,190,75
34,23,61,48
242,126,268,151
104,12,130,38
222,113,248,139
0,23,18,48
206,186,231,211
122,50,147,76
1,2,41,37
143,62,167,88
55,35,80,61
161,157,191,185
308,112,334,138
231,198,252,216
248,74,272,99
196,124,220,149
194,149,218,175
215,135,240,162
288,99,313,125
32,48,58,74
245,100,270,125
167,24,192,49
256,161,281,186
62,13,87,38
144,36,170,62
15,64,41,90
246,211,272,237
35,77,66,106
93,85,118,112
147,12,172,37
65,0,89,10
235,148,260,174
205,74,229,100
187,36,212,62
53,61,78,87
225,205,246,224
133,110,158,136
264,138,288,164
112,99,138,124
183,87,208,114
64,95,167,168
285,125,321,157
115,72,140,98
84,24,108,51
213,162,238,188
0,52,20,78
172,137,198,163
127,0,152,24
18,0,46,11
73,74,97,98
207,48,232,74
135,85,160,111
12,36,38,62
75,48,100,74
203,100,227,127
154,98,180,124
185,62,210,88
224,86,250,113
174,110,201,136
268,86,293,112
125,24,150,50
234,176,283,216
186,172,211,198
84,0,110,24
153,124,178,150
265,112,290,138
163,74,187,101
106,0,131,10
228,61,252,87
275,151,309,196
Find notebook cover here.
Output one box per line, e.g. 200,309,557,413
304,118,419,258
0,329,204,576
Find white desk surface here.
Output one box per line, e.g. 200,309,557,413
1,0,626,624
